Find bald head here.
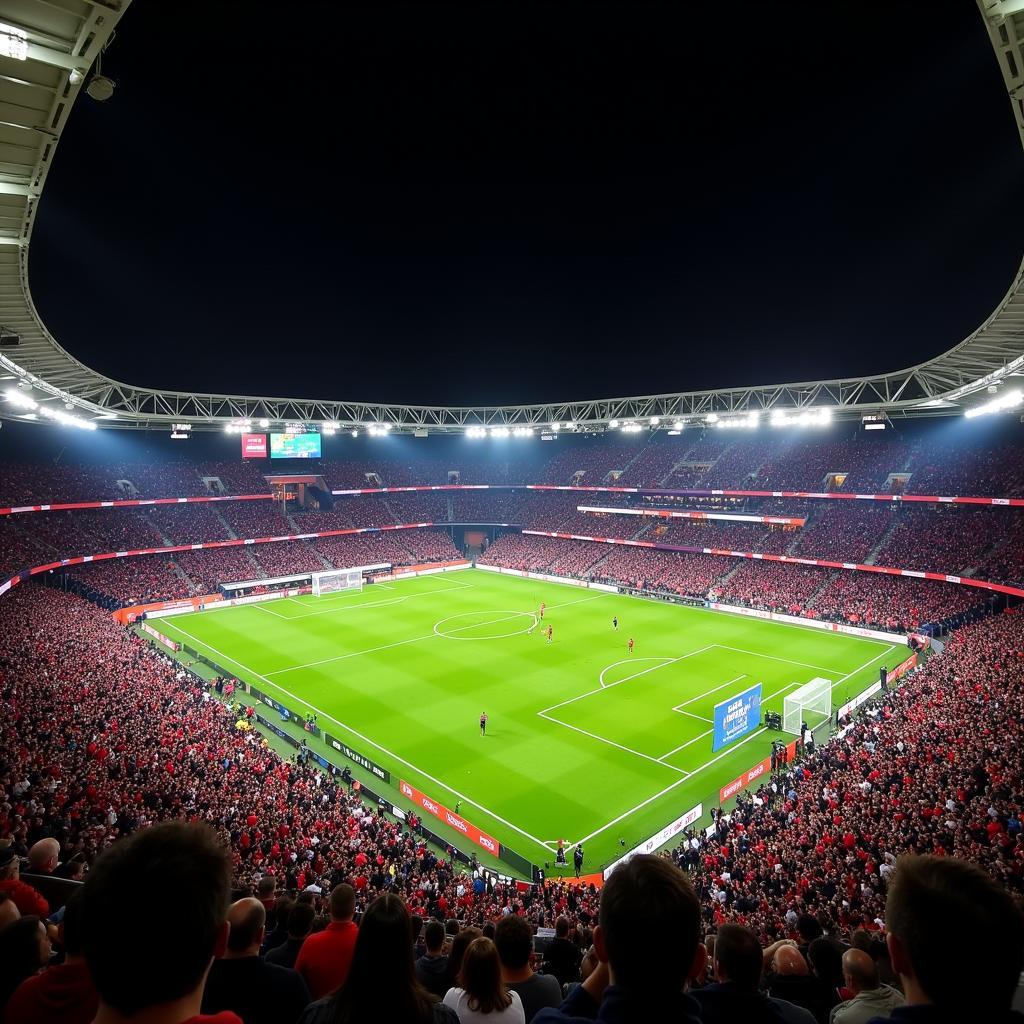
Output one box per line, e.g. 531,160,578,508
843,948,880,993
773,946,809,976
225,897,266,955
28,838,59,874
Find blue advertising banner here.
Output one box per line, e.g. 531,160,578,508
712,682,763,752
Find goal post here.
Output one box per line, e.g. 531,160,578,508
311,567,365,597
783,677,832,736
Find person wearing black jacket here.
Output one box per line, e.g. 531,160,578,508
265,903,315,970
694,924,816,1024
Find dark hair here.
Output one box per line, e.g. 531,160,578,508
555,916,570,938
447,927,483,989
80,822,230,1015
227,900,266,952
256,876,277,897
288,902,316,938
714,923,763,990
886,855,1024,1012
599,855,701,992
61,890,85,957
459,937,512,1015
324,893,434,1024
424,919,446,953
807,937,843,990
797,913,821,943
0,916,47,1006
494,914,533,970
329,883,355,920
481,921,495,940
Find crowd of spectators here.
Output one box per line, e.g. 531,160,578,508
874,509,1010,576
713,562,831,615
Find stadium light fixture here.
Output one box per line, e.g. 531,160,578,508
964,388,1023,418
565,421,575,430
0,25,28,61
466,426,486,438
620,422,642,433
650,416,660,425
770,408,832,428
609,419,619,428
490,426,510,438
715,412,759,430
706,413,719,423
258,418,269,428
351,429,359,437
5,388,36,409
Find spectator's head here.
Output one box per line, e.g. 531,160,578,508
459,937,513,1015
449,927,483,985
555,916,570,938
0,915,50,1006
60,890,85,959
410,914,423,943
796,913,821,945
256,876,277,902
842,949,880,995
807,937,843,989
494,914,533,975
0,845,19,881
225,897,266,956
80,822,230,1019
287,902,315,940
712,923,763,990
326,893,434,1024
595,854,705,994
27,837,59,874
329,883,355,923
885,855,1024,1013
481,921,496,940
772,946,809,977
0,891,20,928
424,919,445,955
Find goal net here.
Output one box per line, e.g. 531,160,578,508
311,568,364,597
783,676,832,736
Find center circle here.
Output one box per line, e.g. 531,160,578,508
433,609,538,640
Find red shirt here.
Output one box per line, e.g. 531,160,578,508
294,920,359,999
2,961,98,1024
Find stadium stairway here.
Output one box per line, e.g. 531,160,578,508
169,558,200,594
214,510,237,539
864,513,902,566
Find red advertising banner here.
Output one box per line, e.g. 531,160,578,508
241,433,268,459
719,740,798,803
399,780,499,856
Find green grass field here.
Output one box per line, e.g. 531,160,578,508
156,568,898,874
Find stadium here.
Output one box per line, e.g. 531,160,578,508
0,3,1021,1024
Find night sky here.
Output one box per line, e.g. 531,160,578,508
27,2,1024,407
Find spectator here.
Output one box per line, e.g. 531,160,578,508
829,949,903,1024
878,855,1024,1021
692,924,816,1024
541,918,581,991
262,897,296,957
0,848,48,919
447,928,484,994
764,946,839,1024
443,936,525,1024
202,897,310,1024
0,916,51,1011
79,821,240,1024
256,876,277,915
0,894,19,930
297,893,457,1024
294,884,358,999
265,903,316,970
26,839,60,876
494,915,560,1022
416,920,451,999
2,893,98,1024
534,855,706,1024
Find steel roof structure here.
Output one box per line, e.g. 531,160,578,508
0,0,1023,433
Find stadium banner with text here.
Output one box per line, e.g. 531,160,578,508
140,621,180,651
399,780,499,857
603,801,703,879
577,505,806,527
323,732,391,784
719,739,798,803
241,433,268,458
712,683,763,752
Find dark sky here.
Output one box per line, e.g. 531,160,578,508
28,1,1024,407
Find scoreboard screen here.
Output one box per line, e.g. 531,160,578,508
270,431,322,459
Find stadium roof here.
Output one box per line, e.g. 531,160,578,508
0,0,1023,433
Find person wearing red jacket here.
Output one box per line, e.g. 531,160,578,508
294,883,358,999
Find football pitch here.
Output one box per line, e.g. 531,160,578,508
156,568,898,873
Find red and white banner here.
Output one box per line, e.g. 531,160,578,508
577,504,806,526
719,740,798,803
0,493,273,516
603,802,703,879
399,780,499,856
140,621,181,651
241,433,268,458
